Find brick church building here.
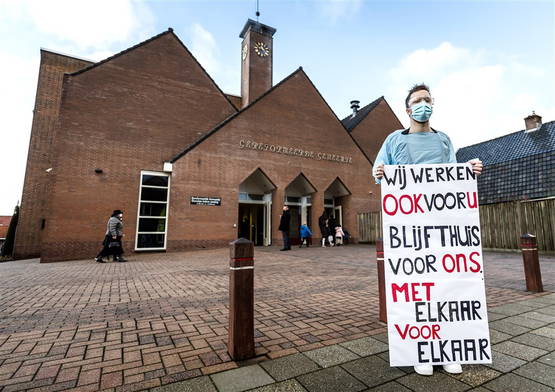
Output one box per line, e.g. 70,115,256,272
15,19,402,262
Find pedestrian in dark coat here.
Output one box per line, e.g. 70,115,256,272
318,211,329,247
327,215,337,246
278,205,291,251
95,210,127,262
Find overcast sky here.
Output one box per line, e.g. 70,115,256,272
0,0,553,215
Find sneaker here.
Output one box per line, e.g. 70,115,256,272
414,364,433,376
95,257,105,263
116,257,127,262
442,364,462,374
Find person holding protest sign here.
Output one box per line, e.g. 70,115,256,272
373,84,483,376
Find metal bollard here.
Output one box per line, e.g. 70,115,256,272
228,238,255,360
376,238,387,323
520,234,543,292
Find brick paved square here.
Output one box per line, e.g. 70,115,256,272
249,379,308,392
514,362,555,388
483,373,553,392
297,366,366,392
489,319,532,335
446,364,500,387
340,336,389,356
486,351,527,373
341,356,404,388
366,381,412,391
519,311,555,323
511,332,555,351
396,372,469,392
493,341,548,361
210,365,274,392
0,246,553,391
151,375,217,392
530,326,555,339
303,345,359,368
537,351,555,367
490,303,538,316
259,353,319,381
503,315,550,329
489,329,512,344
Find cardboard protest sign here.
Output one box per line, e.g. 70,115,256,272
381,163,491,367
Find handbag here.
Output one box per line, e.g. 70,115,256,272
108,240,121,248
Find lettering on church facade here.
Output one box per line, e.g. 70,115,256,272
239,139,353,164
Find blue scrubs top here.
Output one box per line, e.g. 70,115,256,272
373,128,457,182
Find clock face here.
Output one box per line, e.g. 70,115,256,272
254,41,270,57
242,44,248,60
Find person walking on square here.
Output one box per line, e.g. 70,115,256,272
334,224,345,246
278,205,291,251
327,215,337,246
299,224,312,248
318,211,329,247
95,210,127,262
373,83,483,376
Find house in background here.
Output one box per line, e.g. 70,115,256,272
0,216,11,251
457,112,555,205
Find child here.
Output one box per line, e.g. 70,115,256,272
335,225,345,245
299,224,312,248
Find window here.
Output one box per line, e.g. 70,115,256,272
136,171,170,250
239,192,264,201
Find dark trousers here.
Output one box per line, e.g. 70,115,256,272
96,235,123,260
281,230,291,250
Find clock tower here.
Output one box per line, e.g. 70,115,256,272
239,19,276,108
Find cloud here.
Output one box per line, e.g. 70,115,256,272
0,0,157,214
0,0,156,51
0,51,39,215
385,42,555,150
318,0,363,23
187,23,240,95
189,23,221,76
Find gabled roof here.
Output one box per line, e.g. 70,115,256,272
456,120,555,165
67,28,237,111
40,48,95,65
341,96,384,131
69,29,174,77
170,67,303,163
170,67,374,166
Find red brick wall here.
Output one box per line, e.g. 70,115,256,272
349,99,404,207
241,29,273,107
226,94,242,110
350,99,404,166
0,216,11,239
169,70,382,251
40,33,236,262
14,51,92,259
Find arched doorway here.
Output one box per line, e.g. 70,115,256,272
238,169,276,246
284,173,316,245
324,177,351,231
